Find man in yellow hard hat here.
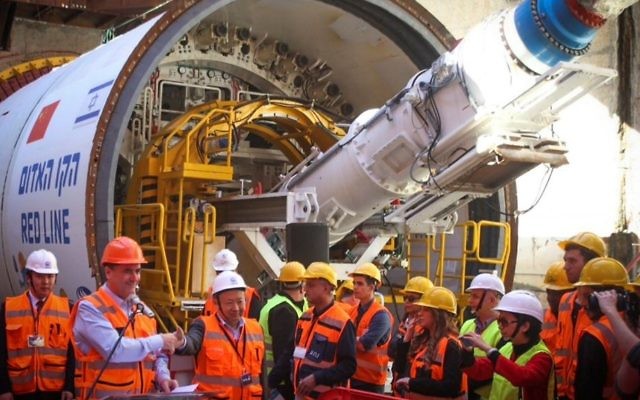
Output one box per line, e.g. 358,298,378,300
554,232,606,400
0,249,74,400
571,257,629,399
259,261,308,400
70,236,180,399
541,261,574,354
335,278,359,313
348,263,393,393
270,262,356,399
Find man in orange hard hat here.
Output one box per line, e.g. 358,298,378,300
70,236,180,399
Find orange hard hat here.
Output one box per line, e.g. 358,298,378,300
101,236,147,266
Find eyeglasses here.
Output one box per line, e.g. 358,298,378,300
403,296,419,303
497,318,518,327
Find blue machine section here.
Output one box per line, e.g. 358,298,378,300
514,0,598,67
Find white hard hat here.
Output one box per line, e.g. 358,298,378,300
494,290,544,323
212,249,239,271
466,273,505,296
25,249,59,274
212,271,247,295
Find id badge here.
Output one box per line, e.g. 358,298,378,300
293,346,307,359
240,372,252,386
28,335,45,348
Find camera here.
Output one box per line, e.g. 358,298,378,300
587,291,628,314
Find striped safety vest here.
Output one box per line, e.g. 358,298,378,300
409,335,468,400
258,293,307,374
490,341,555,400
5,293,71,394
540,309,558,354
574,317,621,399
293,303,351,399
193,314,264,399
555,290,589,399
69,288,157,399
350,300,394,385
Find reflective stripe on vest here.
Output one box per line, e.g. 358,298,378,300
259,293,307,373
540,309,558,354
293,303,350,399
69,288,157,400
555,290,589,399
409,336,468,399
489,341,555,400
350,300,393,385
574,318,621,399
204,286,260,318
5,293,71,394
194,314,264,399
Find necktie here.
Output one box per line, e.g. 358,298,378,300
36,299,44,316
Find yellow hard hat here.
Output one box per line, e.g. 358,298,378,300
279,261,306,282
415,286,457,315
401,276,434,295
629,275,640,288
543,261,573,291
336,279,354,301
574,257,629,287
349,262,381,284
304,262,337,288
558,232,606,257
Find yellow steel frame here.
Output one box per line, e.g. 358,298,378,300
407,220,511,312
118,98,344,329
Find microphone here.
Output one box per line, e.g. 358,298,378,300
130,294,155,318
87,300,139,399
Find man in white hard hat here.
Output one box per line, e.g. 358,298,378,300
176,271,265,398
460,273,506,399
0,249,74,400
202,249,262,319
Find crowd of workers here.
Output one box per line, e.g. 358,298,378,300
1,231,639,399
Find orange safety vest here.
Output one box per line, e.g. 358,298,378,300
204,286,259,318
575,317,621,399
350,300,394,385
293,302,351,399
409,336,468,400
555,290,590,399
69,288,157,400
193,314,264,399
540,308,558,354
4,292,71,394
336,301,356,314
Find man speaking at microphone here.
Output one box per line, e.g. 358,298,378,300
70,236,180,400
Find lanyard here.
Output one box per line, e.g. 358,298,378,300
220,322,248,367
